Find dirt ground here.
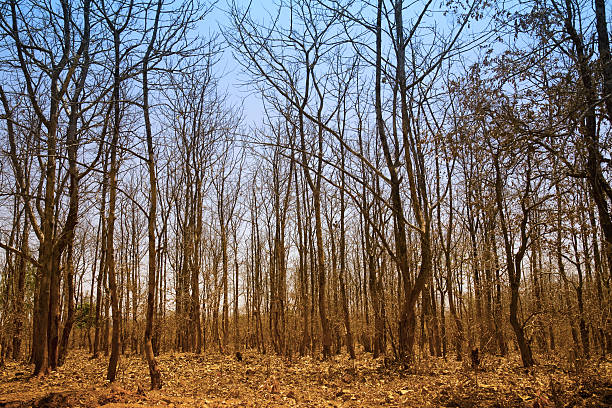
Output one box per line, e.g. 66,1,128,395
0,349,610,407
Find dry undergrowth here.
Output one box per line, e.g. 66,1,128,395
0,349,610,407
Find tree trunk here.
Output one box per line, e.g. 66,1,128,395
494,153,534,367
142,0,163,389
191,191,203,354
105,73,121,382
105,24,123,382
93,151,109,359
595,0,612,120
221,215,229,352
339,146,355,359
563,1,612,355
12,217,29,360
58,242,76,366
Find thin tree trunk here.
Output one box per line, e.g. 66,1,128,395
12,216,29,360
494,152,534,367
58,242,75,366
94,150,109,359
339,144,355,359
142,0,163,389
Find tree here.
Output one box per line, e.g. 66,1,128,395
97,0,134,381
141,0,163,389
0,0,95,375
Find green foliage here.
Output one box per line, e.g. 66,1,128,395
74,302,95,329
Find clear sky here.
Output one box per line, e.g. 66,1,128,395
205,0,266,128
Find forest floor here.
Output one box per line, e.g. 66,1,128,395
0,349,610,407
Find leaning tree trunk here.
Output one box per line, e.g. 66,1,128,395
494,153,534,368
142,0,163,389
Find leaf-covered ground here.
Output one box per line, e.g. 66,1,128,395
0,350,610,407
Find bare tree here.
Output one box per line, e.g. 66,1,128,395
0,0,95,375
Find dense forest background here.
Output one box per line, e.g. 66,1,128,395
0,0,610,393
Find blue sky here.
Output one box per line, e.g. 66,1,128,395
204,0,267,127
